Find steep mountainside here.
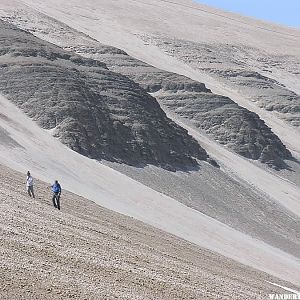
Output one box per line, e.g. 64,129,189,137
12,0,298,161
0,20,208,170
94,49,293,169
140,35,300,126
0,9,294,169
1,164,296,300
0,0,300,293
1,91,300,287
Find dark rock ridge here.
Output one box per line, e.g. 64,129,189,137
0,21,208,169
75,46,292,169
0,14,293,169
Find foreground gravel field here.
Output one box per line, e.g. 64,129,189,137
0,164,296,299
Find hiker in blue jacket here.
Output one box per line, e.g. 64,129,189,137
51,180,62,210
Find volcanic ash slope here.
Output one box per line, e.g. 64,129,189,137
0,164,297,300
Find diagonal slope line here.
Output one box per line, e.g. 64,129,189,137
129,0,300,38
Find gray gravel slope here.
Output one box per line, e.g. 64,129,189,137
0,164,298,300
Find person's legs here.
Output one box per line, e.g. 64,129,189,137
52,194,57,208
27,186,32,197
57,195,60,210
29,186,35,199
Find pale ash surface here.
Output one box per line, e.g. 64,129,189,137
104,160,300,259
0,163,297,300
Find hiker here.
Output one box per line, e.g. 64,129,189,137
51,180,62,210
26,171,35,199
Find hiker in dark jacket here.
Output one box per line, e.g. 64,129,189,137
51,180,62,210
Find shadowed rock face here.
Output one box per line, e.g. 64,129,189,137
158,93,292,167
0,21,208,169
0,13,293,169
82,47,292,169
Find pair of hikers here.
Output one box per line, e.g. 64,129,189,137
26,171,62,210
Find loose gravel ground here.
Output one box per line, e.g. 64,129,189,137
0,164,296,299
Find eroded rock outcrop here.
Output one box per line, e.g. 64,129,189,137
0,21,208,169
82,45,292,169
0,13,294,169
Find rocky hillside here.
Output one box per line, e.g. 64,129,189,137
70,46,293,169
97,50,293,169
139,35,300,127
0,9,293,169
0,20,208,170
0,163,295,300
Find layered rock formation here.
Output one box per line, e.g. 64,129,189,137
82,46,292,169
0,11,294,169
0,20,208,169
